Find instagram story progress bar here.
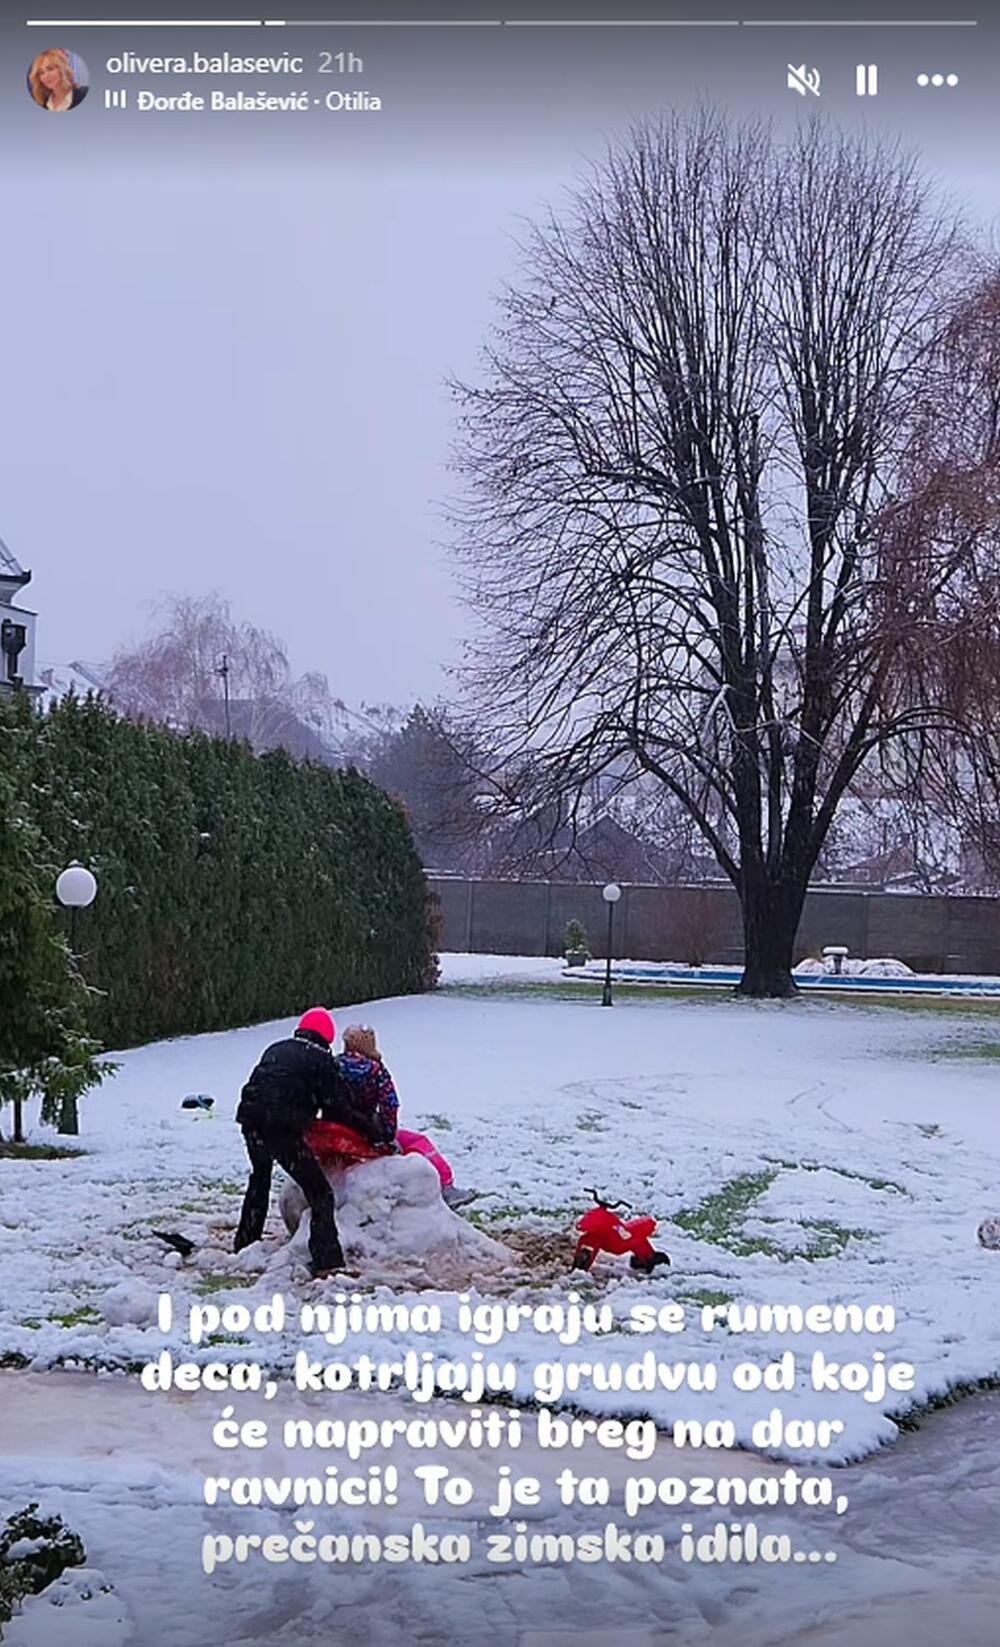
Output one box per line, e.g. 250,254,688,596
21,16,985,26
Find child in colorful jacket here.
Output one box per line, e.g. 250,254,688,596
311,1025,476,1209
334,1024,400,1147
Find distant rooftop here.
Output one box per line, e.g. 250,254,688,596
0,536,29,584
36,661,109,705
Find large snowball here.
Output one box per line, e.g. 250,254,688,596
100,1280,160,1327
278,1152,514,1287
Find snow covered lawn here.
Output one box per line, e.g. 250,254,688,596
3,956,1000,1644
3,957,1000,1456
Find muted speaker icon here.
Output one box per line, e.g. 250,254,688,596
787,64,821,97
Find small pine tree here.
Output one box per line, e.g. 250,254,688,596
0,703,114,1142
564,919,589,955
0,1502,86,1626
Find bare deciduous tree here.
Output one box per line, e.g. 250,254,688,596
105,593,341,757
887,272,1000,887
451,114,976,994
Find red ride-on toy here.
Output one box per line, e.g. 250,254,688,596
572,1189,672,1275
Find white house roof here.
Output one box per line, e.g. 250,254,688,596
35,661,108,710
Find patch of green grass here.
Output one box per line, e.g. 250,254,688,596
916,1122,942,1138
930,1040,1000,1062
0,1352,29,1370
194,1273,255,1295
418,1113,452,1133
676,1288,735,1310
792,1217,871,1260
838,992,1000,1019
167,1178,242,1198
671,1169,869,1263
0,1142,84,1161
576,1111,606,1133
673,1169,780,1254
763,1157,908,1197
205,1334,252,1347
468,1201,575,1227
46,1307,101,1329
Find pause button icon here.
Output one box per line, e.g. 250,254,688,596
856,64,878,97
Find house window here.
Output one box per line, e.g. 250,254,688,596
1,618,27,687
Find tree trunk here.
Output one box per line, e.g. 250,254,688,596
736,877,805,998
13,1096,24,1144
59,1095,80,1137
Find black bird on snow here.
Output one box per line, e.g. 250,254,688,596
152,1230,196,1259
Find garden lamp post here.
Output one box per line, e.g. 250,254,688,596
601,882,622,1007
56,861,98,964
54,862,98,1136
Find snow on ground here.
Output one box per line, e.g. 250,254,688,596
7,961,1000,1455
3,1369,999,1647
3,968,1000,1452
3,958,1000,1643
4,1562,130,1647
437,952,565,985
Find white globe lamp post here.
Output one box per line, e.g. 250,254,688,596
601,882,622,1007
54,862,98,1136
56,861,97,961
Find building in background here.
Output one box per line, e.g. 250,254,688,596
0,537,40,700
36,657,350,769
193,697,346,766
35,660,109,711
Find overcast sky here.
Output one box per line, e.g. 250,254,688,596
4,1,998,707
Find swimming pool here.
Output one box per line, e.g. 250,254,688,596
570,962,1000,996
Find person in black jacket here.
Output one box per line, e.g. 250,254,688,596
234,1007,350,1277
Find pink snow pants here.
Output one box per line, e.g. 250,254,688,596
396,1128,454,1189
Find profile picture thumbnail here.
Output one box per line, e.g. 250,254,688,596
27,47,89,112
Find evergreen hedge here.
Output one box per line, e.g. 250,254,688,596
9,695,435,1049
0,700,111,1136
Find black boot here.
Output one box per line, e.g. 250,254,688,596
309,1236,345,1280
